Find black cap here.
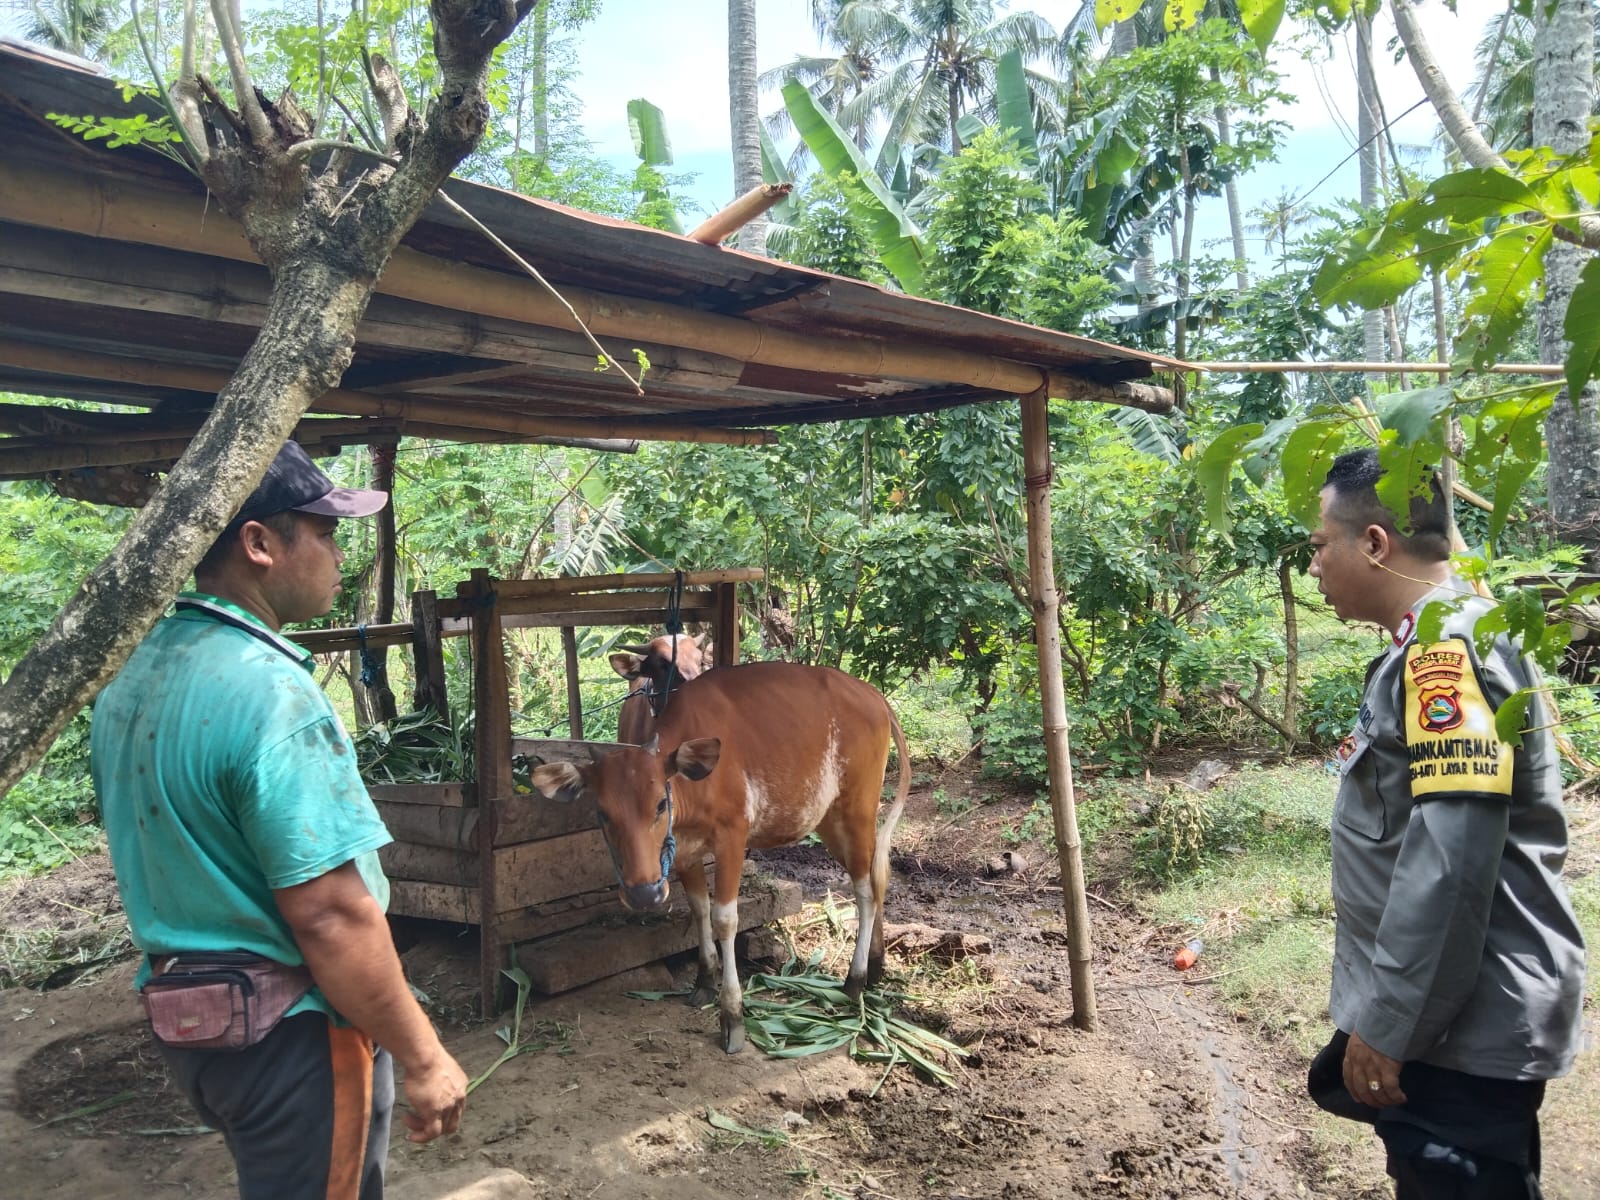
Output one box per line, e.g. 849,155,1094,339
233,441,388,526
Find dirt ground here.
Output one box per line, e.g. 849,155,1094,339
1,764,1594,1200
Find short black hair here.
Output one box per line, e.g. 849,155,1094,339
1322,448,1450,562
194,509,303,582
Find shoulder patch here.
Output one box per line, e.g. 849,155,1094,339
1404,638,1513,798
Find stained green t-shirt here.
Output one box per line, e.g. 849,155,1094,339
91,592,391,1021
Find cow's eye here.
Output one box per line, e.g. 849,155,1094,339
656,796,669,817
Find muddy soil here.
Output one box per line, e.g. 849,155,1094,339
0,765,1591,1200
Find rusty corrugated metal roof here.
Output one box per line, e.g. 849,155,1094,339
0,41,1180,479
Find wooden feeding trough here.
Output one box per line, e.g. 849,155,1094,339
289,567,802,1012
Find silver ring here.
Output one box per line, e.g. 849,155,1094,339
1368,1080,1382,1092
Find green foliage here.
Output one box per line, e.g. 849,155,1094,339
1300,662,1368,747
919,131,1117,330
1135,762,1334,882
787,174,892,286
782,78,926,294
1,714,101,875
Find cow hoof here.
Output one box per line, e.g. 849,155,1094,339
842,975,865,1001
687,985,716,1009
720,1013,746,1054
865,959,885,989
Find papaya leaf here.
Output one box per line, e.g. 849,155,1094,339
1494,688,1536,749
1459,225,1551,371
1278,418,1349,531
1375,434,1444,534
1378,385,1455,446
1563,258,1600,401
1420,167,1545,224
1315,225,1422,309
1095,0,1146,32
1195,423,1264,540
1236,0,1286,50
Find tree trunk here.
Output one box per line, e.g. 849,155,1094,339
0,0,530,796
0,262,376,792
1356,11,1387,381
530,0,550,157
1210,68,1248,293
727,0,767,256
1535,0,1600,564
1278,557,1299,743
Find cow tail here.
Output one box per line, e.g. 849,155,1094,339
872,703,910,900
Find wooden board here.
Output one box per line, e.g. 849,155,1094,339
389,880,475,924
493,830,616,909
515,877,802,995
376,800,477,850
493,791,596,845
380,842,478,887
369,782,470,807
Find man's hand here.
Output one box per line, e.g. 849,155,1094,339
400,1050,468,1143
1343,1030,1406,1108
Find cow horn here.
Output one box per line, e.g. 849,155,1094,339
616,643,651,655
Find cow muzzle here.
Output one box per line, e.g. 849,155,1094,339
619,878,670,911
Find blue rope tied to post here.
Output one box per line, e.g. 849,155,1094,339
355,623,381,688
663,570,685,635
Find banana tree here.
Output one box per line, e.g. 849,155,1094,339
781,78,926,295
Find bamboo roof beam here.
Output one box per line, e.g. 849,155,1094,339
0,338,775,447
1193,361,1563,376
688,183,795,246
0,161,1177,413
0,405,638,455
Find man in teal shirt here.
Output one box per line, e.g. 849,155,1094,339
93,441,466,1200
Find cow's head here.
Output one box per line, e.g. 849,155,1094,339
610,633,710,704
530,734,721,911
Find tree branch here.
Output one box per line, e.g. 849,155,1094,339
1389,0,1600,249
209,0,275,149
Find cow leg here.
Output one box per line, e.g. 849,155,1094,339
679,859,719,1009
813,814,879,1000
711,855,746,1054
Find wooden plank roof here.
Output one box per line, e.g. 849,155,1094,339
0,39,1180,483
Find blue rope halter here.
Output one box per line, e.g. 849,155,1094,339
601,780,676,888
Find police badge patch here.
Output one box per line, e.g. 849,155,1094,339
1403,639,1514,798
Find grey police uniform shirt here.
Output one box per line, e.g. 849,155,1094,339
1331,581,1585,1080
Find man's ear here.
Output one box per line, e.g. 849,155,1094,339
1362,523,1393,565
237,520,277,569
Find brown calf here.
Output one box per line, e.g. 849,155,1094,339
611,632,709,744
532,662,909,1053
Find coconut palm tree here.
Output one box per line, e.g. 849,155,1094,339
21,0,121,59
729,0,767,253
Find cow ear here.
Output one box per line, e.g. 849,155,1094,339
641,733,660,755
610,652,643,679
669,737,720,781
531,762,585,804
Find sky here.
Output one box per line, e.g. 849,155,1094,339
562,0,1504,257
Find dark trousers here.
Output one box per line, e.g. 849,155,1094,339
157,1011,394,1200
1309,1030,1545,1200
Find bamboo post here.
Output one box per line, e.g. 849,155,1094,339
1019,387,1096,1031
469,569,512,1014
561,625,583,738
